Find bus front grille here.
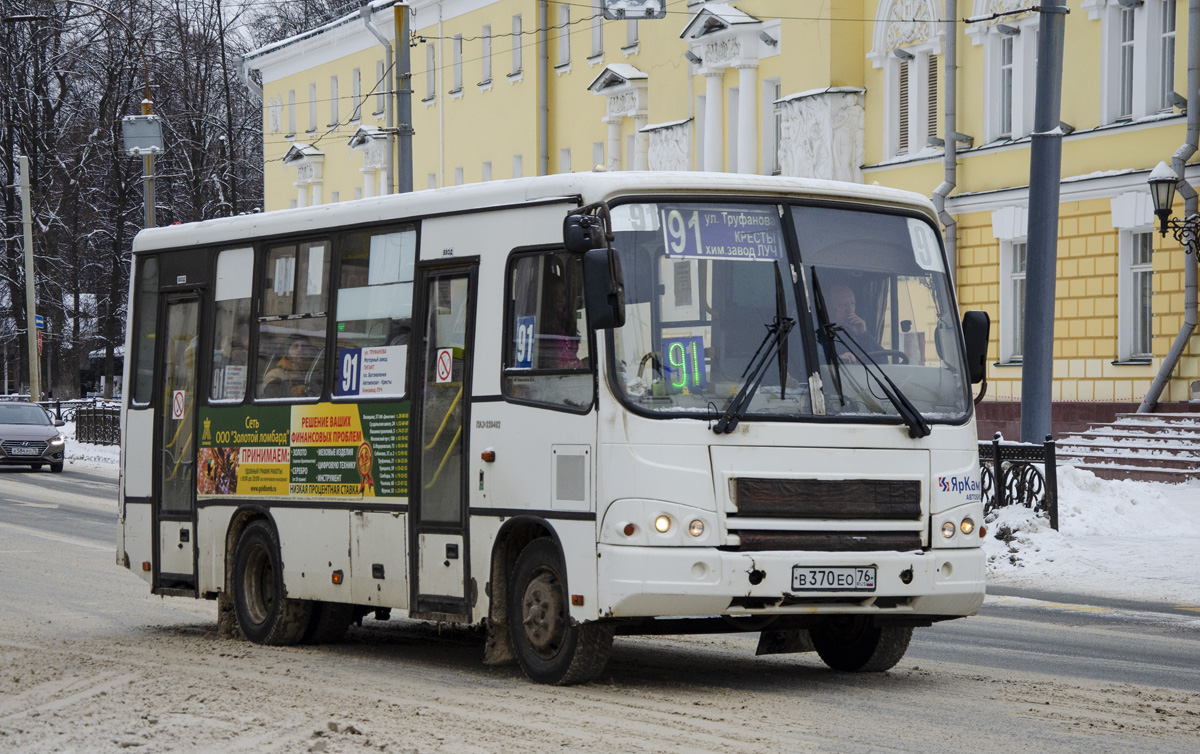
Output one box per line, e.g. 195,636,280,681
731,530,922,552
732,478,921,520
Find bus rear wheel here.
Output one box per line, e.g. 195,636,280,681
232,520,312,645
508,538,613,685
811,617,912,672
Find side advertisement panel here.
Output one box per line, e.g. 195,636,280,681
197,402,410,502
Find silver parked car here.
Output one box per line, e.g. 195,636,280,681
0,403,66,473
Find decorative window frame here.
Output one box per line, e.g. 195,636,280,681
969,9,1040,144
868,0,943,159
1085,0,1180,124
992,205,1028,364
1111,191,1157,362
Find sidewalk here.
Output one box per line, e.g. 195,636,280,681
984,466,1200,605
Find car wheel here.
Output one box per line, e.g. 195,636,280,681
50,462,63,473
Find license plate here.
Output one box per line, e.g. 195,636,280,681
792,566,876,592
8,447,40,456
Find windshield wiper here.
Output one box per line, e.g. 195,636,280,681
809,272,845,407
831,327,931,439
713,314,794,434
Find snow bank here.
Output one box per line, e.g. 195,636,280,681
61,420,120,470
984,466,1200,603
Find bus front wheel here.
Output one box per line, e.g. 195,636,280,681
508,538,613,685
811,617,912,672
232,520,312,645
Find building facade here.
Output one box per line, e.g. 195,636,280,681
242,0,1200,435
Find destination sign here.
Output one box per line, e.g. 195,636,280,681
658,205,784,262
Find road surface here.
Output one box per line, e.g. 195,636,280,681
1,466,1196,753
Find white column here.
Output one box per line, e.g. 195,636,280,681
736,64,758,174
296,182,307,209
311,181,322,207
633,114,649,171
604,116,623,170
703,71,724,172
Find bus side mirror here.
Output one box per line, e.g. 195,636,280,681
564,214,604,253
961,310,990,384
583,248,625,330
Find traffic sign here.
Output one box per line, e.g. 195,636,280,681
34,314,43,329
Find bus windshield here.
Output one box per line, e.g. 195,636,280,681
607,201,972,424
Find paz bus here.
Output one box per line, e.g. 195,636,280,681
118,172,991,685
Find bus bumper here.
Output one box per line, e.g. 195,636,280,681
596,544,985,619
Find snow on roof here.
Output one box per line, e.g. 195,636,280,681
131,172,938,254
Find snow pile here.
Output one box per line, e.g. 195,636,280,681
984,466,1200,603
62,420,121,469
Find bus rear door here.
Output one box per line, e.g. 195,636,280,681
155,293,200,592
409,263,477,618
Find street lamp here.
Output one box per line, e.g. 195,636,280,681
1148,160,1198,254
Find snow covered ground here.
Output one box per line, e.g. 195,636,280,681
984,466,1200,604
61,419,121,470
56,422,1198,604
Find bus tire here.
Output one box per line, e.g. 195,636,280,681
508,538,613,685
232,520,312,646
811,618,912,672
302,601,354,644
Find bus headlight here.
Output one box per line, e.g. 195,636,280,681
654,515,671,533
941,521,956,539
688,519,705,537
960,518,975,535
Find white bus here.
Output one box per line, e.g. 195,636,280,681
119,172,991,684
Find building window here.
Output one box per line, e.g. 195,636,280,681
308,83,317,132
559,6,571,66
352,68,362,118
513,154,523,178
481,25,492,83
770,80,782,174
927,54,938,143
287,89,296,136
376,60,386,114
1119,7,1136,119
626,18,638,48
452,35,463,92
1120,230,1155,360
427,174,437,190
329,76,339,124
592,142,604,171
1097,0,1178,123
897,58,909,154
512,15,523,74
592,1,603,56
999,37,1014,136
1001,241,1027,363
425,45,436,100
979,21,1037,143
885,47,939,158
1160,0,1177,111
454,166,464,185
482,161,492,181
559,147,571,174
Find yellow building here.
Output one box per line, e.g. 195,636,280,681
242,0,1200,436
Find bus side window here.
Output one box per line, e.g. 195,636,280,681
210,247,253,402
256,240,330,400
131,256,159,405
334,228,415,398
503,251,593,411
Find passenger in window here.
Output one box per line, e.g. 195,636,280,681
262,335,314,398
539,275,583,369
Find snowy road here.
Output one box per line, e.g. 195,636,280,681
0,467,1197,752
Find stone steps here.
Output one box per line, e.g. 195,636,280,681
1056,412,1200,483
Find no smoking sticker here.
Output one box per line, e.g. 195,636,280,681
435,348,454,383
171,390,186,420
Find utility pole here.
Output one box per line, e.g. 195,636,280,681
142,97,156,228
396,2,413,193
19,155,40,402
1020,1,1068,443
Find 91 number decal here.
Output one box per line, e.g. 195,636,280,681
661,209,702,257
514,315,535,369
338,348,361,396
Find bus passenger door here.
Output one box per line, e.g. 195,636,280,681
156,294,200,592
409,264,477,618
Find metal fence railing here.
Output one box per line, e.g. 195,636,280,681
978,433,1059,530
73,404,121,446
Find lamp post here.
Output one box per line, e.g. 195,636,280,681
1148,161,1199,254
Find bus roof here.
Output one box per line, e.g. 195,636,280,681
130,172,937,254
